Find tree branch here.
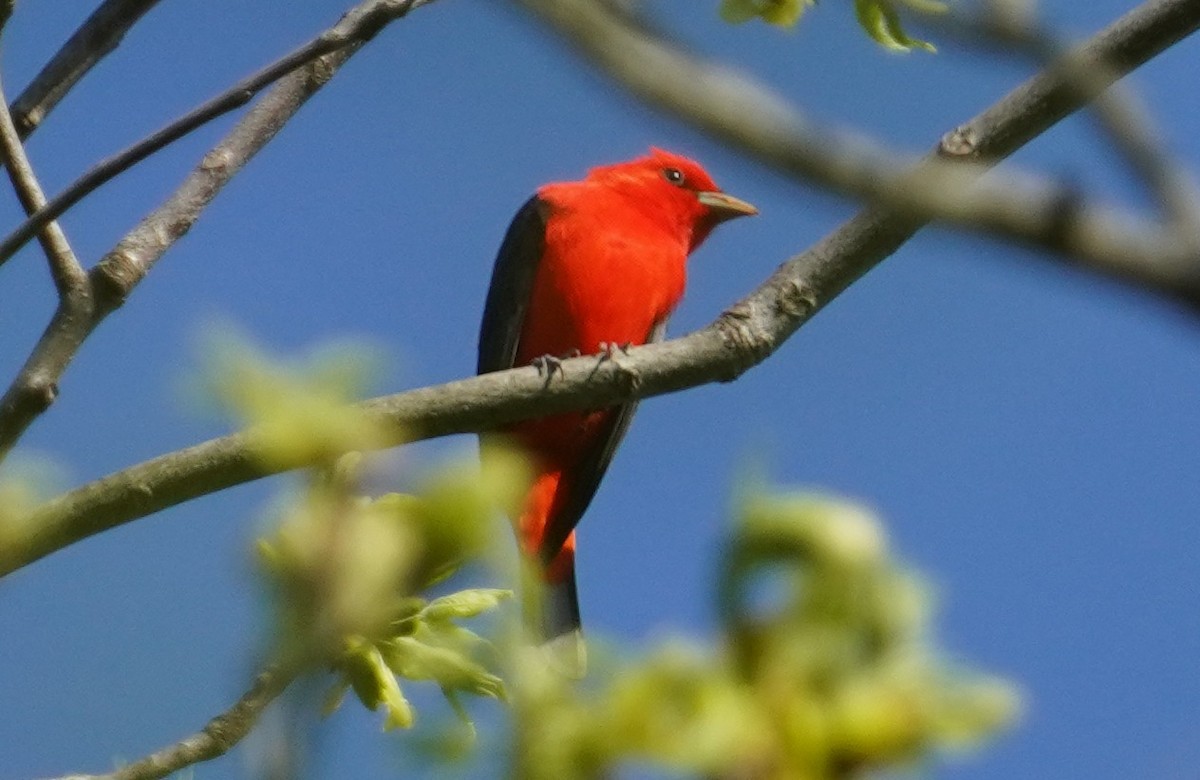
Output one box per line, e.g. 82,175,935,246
0,0,439,464
1,0,1193,577
0,70,86,293
9,0,164,139
0,0,438,271
45,664,298,780
933,3,1200,236
515,0,1200,305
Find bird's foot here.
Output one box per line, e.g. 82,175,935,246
588,341,636,384
596,341,632,363
531,354,564,381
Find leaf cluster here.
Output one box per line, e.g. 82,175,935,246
211,337,525,735
508,492,1018,779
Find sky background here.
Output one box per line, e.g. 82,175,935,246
1,0,1199,778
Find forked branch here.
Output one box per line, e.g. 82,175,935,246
0,0,440,463
0,0,437,271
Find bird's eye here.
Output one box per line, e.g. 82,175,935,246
662,167,686,186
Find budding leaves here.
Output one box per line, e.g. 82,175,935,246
854,0,941,53
720,0,945,54
422,589,513,623
329,594,510,733
340,641,416,730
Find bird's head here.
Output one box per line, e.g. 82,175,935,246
585,148,758,251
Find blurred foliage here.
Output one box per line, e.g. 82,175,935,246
205,335,526,734
511,492,1018,779
254,453,527,735
720,0,815,26
719,0,946,53
0,458,58,572
210,337,1015,774
199,329,392,467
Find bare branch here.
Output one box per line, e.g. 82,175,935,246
45,665,298,780
0,71,85,292
9,0,164,138
0,0,439,463
515,0,1200,303
0,0,437,271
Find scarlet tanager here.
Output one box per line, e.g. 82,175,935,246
477,149,756,669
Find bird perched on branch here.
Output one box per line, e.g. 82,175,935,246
477,149,757,672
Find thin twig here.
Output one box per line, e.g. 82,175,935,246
0,70,86,292
45,664,299,780
0,0,436,271
4,0,1195,581
0,0,440,464
9,0,164,138
515,0,1200,303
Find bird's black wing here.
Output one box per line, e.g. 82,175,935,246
538,320,667,564
477,195,551,375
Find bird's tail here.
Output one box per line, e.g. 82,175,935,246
523,539,586,677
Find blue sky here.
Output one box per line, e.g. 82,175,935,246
2,0,1199,778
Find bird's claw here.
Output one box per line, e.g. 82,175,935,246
596,341,632,362
531,354,564,380
587,341,637,383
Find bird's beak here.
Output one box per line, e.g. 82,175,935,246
697,191,759,221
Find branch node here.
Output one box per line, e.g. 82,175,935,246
0,377,59,434
938,125,979,158
25,377,59,411
200,720,237,754
199,146,234,174
92,250,142,307
13,106,43,136
774,279,817,320
715,304,771,381
307,53,343,88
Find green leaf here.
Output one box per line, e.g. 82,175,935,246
380,637,506,700
854,0,937,52
343,642,415,730
421,589,512,623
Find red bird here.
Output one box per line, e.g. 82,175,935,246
477,149,756,668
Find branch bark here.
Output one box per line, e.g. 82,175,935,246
9,0,164,139
0,70,85,293
0,0,438,464
516,0,1200,305
45,665,297,780
3,0,1193,580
